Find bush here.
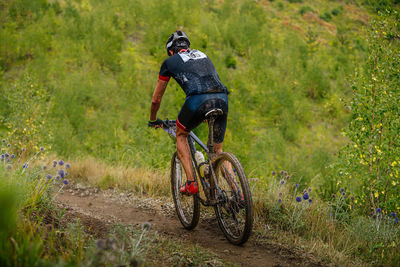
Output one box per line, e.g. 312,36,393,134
339,11,400,214
299,6,314,15
319,11,332,22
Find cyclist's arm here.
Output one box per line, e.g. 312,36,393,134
150,79,168,121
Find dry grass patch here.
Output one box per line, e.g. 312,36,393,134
67,157,170,197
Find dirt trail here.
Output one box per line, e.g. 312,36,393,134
56,185,321,267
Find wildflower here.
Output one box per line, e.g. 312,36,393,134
332,194,336,199
308,199,312,203
296,196,302,202
350,196,355,201
1,154,4,159
376,208,382,213
52,160,57,167
279,192,283,197
391,212,396,218
395,218,399,224
303,193,309,200
1,139,5,143
6,158,10,163
21,148,26,152
65,163,71,169
278,198,282,203
58,169,65,178
42,165,47,170
280,179,285,185
340,188,345,193
308,187,312,192
6,164,12,170
23,163,28,169
295,183,299,188
7,144,11,148
10,154,15,159
46,174,52,179
40,147,44,151
272,171,276,176
5,153,9,158
55,175,61,181
62,179,69,185
58,160,64,166
142,222,151,231
374,191,379,198
342,192,346,196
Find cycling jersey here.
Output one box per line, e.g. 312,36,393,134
159,49,229,96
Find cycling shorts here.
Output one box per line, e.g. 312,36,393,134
177,93,228,143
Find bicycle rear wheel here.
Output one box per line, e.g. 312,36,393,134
171,152,200,230
213,152,253,245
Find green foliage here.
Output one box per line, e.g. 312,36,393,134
299,5,314,15
340,11,400,214
319,11,332,22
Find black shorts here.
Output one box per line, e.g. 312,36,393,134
176,93,228,143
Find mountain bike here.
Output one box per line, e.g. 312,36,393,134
159,109,253,245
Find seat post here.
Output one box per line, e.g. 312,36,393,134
208,117,216,155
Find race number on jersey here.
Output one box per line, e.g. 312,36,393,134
179,50,207,63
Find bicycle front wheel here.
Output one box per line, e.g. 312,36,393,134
171,152,200,230
213,152,253,245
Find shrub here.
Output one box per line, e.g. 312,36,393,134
340,11,400,214
319,11,332,22
299,6,314,15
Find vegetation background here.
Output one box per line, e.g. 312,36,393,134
0,0,399,265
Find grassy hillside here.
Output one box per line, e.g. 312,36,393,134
0,0,369,187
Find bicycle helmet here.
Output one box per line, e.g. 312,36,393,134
166,30,191,56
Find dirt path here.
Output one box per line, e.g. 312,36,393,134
56,185,321,267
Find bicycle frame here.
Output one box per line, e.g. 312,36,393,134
162,120,223,206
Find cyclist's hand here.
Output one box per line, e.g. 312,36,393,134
148,118,164,129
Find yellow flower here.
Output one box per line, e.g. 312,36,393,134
392,161,397,167
374,191,379,198
355,199,358,204
354,144,358,148
393,181,397,186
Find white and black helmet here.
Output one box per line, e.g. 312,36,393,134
166,30,191,56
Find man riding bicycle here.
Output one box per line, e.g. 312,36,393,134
148,30,229,196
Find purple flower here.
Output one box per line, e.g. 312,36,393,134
46,174,52,179
295,183,299,188
296,196,302,202
395,218,399,224
1,154,4,159
7,144,11,148
62,179,69,185
272,171,276,176
58,169,65,178
58,160,64,166
391,212,396,218
65,163,71,169
52,160,57,167
280,179,285,185
10,154,15,159
5,153,9,158
6,158,10,163
278,198,282,203
40,147,44,151
308,199,312,203
1,139,5,143
342,192,346,196
286,175,291,180
23,163,28,169
340,188,345,193
303,193,309,200
376,208,382,213
55,175,61,181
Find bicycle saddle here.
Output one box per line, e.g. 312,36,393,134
205,108,223,119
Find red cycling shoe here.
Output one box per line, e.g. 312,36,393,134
179,181,199,195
